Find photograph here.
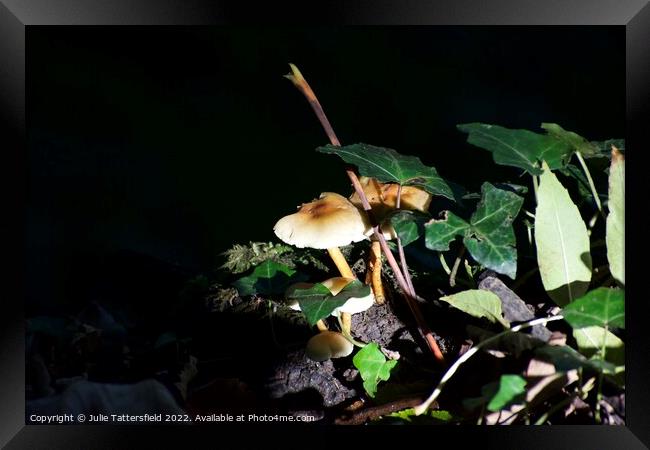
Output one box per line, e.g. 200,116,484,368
22,25,627,428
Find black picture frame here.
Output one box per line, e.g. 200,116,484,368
1,1,648,448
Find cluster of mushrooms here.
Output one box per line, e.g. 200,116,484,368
273,177,432,362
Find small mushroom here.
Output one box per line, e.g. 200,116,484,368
349,177,432,304
305,331,354,362
274,192,370,280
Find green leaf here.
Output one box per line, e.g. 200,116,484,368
316,143,454,200
562,288,624,330
487,375,527,412
534,344,617,375
289,284,343,326
352,342,398,398
425,183,523,278
589,139,625,159
606,150,624,285
424,211,470,251
573,326,624,367
540,123,598,157
389,210,429,247
534,164,592,306
439,289,510,328
457,123,573,175
232,260,307,297
383,408,453,424
289,280,371,326
464,183,524,279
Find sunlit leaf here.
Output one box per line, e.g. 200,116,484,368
534,164,592,306
562,288,624,330
352,342,398,398
439,289,509,328
487,375,527,412
606,149,624,285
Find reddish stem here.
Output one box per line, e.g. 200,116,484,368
285,65,445,363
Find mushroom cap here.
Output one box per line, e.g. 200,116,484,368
321,277,375,316
305,331,354,361
284,282,315,311
349,177,431,241
274,192,370,249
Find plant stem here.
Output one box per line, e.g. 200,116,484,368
413,315,565,415
534,394,576,425
286,64,445,363
337,315,367,347
594,325,609,423
395,184,416,296
449,245,466,287
532,174,539,204
574,151,605,219
438,252,452,275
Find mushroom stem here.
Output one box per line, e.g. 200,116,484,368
316,320,328,332
369,241,385,304
327,247,355,279
341,312,352,336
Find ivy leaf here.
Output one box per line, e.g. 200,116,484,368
540,123,599,157
487,375,527,412
316,143,454,200
606,149,624,285
352,342,398,398
288,283,342,326
464,183,524,279
389,210,429,247
439,289,510,328
457,123,573,175
289,280,371,326
562,288,624,330
233,260,307,296
425,183,523,278
535,163,592,306
424,211,469,251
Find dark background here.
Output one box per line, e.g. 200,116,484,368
26,26,624,314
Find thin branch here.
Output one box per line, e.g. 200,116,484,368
395,184,416,296
285,64,444,363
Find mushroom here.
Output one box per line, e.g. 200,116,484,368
274,192,369,279
321,277,374,335
305,330,354,362
274,192,370,333
349,177,432,303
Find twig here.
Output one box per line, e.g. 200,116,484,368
395,184,416,295
413,315,565,415
286,64,444,363
334,396,427,425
